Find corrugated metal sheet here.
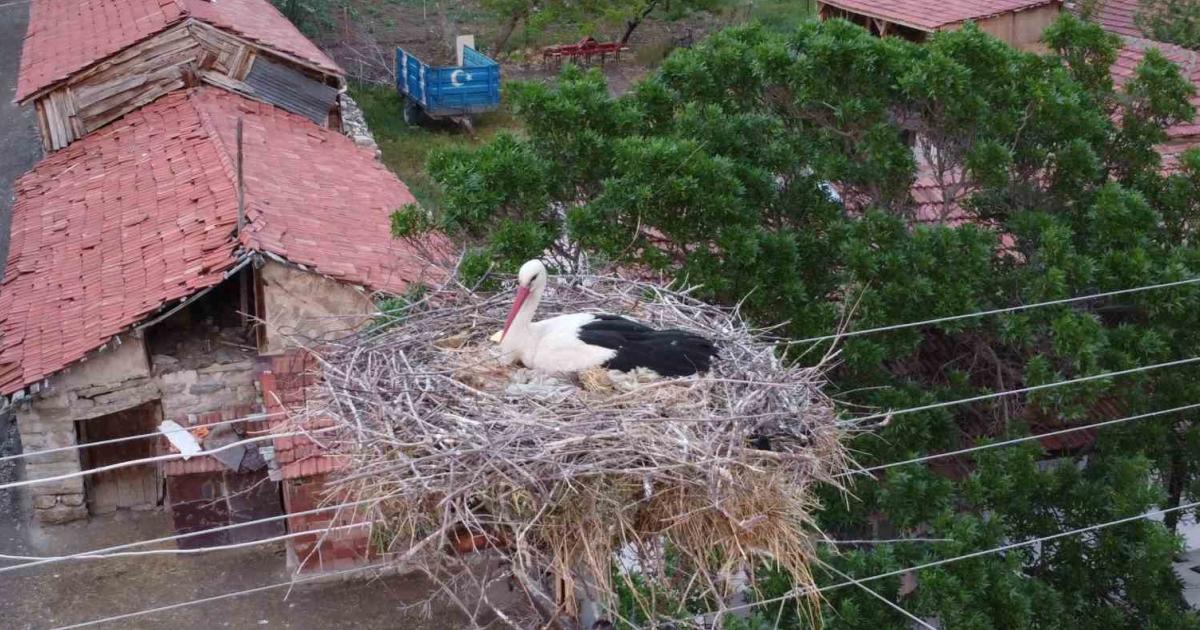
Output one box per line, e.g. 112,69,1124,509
244,57,338,124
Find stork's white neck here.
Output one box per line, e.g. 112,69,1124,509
499,281,544,361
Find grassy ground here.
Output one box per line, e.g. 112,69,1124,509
346,1,818,211
350,82,520,211
746,0,817,32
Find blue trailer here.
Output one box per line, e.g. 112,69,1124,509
396,46,501,129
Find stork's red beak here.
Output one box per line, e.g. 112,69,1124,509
501,286,530,341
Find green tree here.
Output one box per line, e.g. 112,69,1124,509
411,15,1200,628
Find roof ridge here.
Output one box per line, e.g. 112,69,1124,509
187,89,253,249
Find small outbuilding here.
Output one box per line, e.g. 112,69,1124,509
15,0,345,151
817,0,1063,50
1,86,443,569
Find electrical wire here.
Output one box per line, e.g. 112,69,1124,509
51,560,396,629
0,497,381,573
8,353,1192,481
10,353,1188,488
794,277,1200,345
844,356,1200,426
9,399,1199,573
0,411,284,464
0,522,370,562
821,561,937,630
7,279,1190,460
0,427,338,491
54,500,1200,628
727,499,1200,612
837,401,1200,478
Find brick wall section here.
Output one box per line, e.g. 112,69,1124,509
282,473,375,572
260,350,373,572
259,351,340,478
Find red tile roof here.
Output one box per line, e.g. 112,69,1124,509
16,0,341,102
0,87,440,395
1077,0,1144,37
821,0,1060,31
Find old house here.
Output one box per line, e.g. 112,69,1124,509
816,0,1063,50
1,85,441,568
15,0,345,151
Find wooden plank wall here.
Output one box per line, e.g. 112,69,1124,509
33,19,339,152
78,404,162,514
32,20,307,152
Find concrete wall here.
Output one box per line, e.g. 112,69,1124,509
259,261,374,355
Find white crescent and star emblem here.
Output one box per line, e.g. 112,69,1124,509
450,69,471,87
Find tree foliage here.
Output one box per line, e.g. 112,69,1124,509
411,15,1200,628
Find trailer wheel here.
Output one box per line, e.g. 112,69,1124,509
403,99,427,127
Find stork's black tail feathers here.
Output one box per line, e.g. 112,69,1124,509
577,315,718,377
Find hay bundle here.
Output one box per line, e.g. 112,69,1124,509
300,272,848,628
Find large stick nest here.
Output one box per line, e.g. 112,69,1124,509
296,271,849,628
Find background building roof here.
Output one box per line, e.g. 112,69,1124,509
16,0,341,102
820,0,1060,31
0,87,438,395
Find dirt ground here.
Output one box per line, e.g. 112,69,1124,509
0,504,519,629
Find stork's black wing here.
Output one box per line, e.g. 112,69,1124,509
577,314,717,376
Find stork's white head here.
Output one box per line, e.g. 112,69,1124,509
502,259,547,341
517,259,547,291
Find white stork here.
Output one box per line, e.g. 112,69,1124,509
498,260,717,376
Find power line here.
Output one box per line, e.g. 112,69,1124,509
52,560,396,629
838,401,1200,478
9,279,1195,464
55,500,1200,628
0,522,369,562
728,499,1200,613
16,398,1190,568
795,277,1200,345
844,356,1200,426
0,498,381,574
4,393,1195,573
820,561,937,630
0,427,338,491
0,411,284,464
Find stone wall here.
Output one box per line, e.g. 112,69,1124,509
15,335,158,523
338,93,381,159
16,319,263,523
258,260,375,355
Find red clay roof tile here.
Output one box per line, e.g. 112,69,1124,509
0,87,443,395
16,0,341,102
821,0,1061,31
1078,0,1143,37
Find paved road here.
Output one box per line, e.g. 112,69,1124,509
0,0,41,280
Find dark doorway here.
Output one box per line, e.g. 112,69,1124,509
76,402,163,515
